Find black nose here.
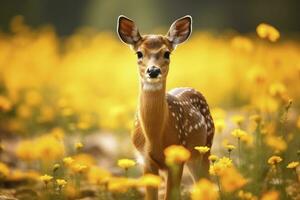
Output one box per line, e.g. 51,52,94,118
147,66,161,78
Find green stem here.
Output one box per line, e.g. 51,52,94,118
238,138,241,168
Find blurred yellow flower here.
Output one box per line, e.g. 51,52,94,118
24,90,42,106
296,116,300,129
108,177,137,193
231,129,247,139
53,163,60,172
40,174,53,185
117,159,136,170
208,155,219,163
164,145,191,165
225,144,236,152
286,161,299,169
238,190,257,200
267,156,282,165
63,157,75,166
269,82,286,97
138,174,162,188
0,162,10,178
261,190,280,200
214,118,225,133
209,157,233,176
71,163,89,174
220,167,248,192
87,166,111,184
249,114,262,124
56,179,67,188
17,104,32,119
256,23,280,42
73,153,96,167
0,96,12,111
231,115,245,127
75,142,84,151
265,136,287,152
194,146,210,154
191,179,218,200
231,36,253,52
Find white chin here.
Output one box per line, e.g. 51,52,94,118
146,77,161,83
142,78,163,91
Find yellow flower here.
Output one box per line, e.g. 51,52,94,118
296,116,300,129
24,90,42,106
231,115,245,127
0,96,12,112
269,82,286,97
53,163,60,172
209,157,233,176
267,156,282,165
194,146,210,154
238,190,257,200
265,136,287,152
215,119,225,133
164,145,191,165
108,177,137,193
225,144,236,152
231,36,254,52
220,167,248,193
138,174,162,188
286,161,299,169
117,159,136,170
191,179,218,200
40,174,53,185
256,23,280,42
71,164,89,174
261,190,279,200
231,129,247,139
75,142,84,151
249,114,262,124
87,166,111,184
208,155,219,163
0,162,10,178
56,179,67,188
63,157,75,166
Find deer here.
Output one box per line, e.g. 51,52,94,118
117,15,214,200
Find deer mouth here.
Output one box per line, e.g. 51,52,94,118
145,74,162,83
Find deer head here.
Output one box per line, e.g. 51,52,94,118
117,15,192,91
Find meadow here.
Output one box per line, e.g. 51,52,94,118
0,16,299,200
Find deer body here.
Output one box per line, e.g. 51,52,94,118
117,16,214,200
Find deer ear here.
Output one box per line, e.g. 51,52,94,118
117,15,141,45
166,15,192,48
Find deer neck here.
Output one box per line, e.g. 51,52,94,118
138,80,168,148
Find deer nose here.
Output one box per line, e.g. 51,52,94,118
146,66,161,78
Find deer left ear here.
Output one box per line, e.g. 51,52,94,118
166,15,192,48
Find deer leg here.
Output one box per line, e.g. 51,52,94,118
187,153,210,183
144,159,159,200
164,164,183,200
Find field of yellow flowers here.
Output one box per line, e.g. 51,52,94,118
0,16,300,200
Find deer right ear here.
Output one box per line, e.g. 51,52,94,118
117,15,141,46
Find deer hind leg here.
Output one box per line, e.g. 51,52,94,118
164,164,183,200
187,153,210,183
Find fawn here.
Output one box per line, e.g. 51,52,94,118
117,15,214,200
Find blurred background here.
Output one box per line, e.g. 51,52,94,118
0,1,300,199
1,0,300,35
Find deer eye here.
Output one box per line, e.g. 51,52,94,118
136,51,143,59
164,51,170,59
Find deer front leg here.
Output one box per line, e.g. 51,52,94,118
144,158,159,200
165,164,183,200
